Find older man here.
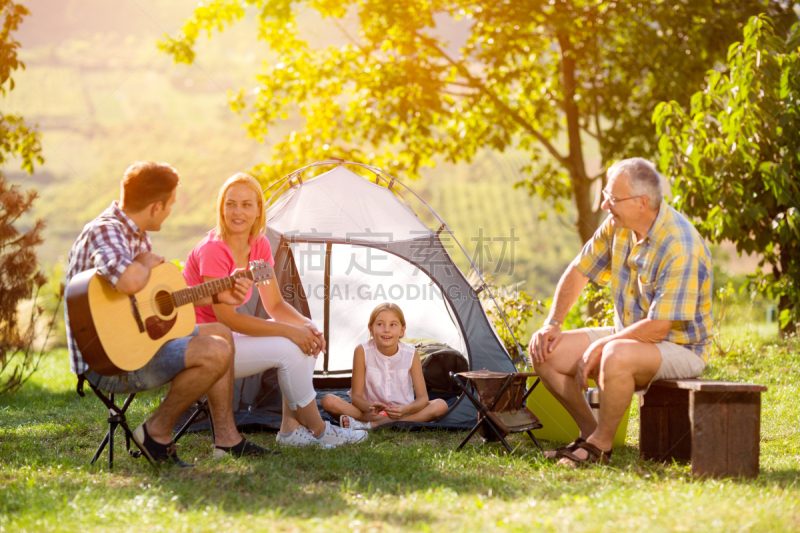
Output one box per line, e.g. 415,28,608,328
529,157,712,466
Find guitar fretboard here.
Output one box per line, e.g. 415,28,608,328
172,271,252,307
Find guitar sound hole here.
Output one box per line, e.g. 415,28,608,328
154,290,175,316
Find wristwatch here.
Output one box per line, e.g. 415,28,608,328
544,318,561,328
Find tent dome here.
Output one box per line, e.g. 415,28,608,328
267,166,433,242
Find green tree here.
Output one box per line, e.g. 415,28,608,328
0,0,50,394
160,0,795,243
654,14,800,335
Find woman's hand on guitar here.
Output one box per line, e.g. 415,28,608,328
288,325,324,358
216,276,252,306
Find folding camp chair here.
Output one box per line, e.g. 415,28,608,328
173,398,214,443
450,370,544,454
77,375,213,469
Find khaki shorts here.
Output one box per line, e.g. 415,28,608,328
581,326,706,394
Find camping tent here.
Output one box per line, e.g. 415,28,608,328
224,161,522,429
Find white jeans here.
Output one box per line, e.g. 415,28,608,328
232,333,317,411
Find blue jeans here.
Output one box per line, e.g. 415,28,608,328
86,326,199,393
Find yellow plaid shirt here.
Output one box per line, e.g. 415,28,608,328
575,202,713,357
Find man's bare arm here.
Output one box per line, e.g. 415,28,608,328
548,261,591,324
609,318,672,344
115,252,164,295
528,262,591,363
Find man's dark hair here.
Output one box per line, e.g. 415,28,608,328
120,162,180,212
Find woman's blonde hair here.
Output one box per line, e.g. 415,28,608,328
215,173,266,240
367,303,406,336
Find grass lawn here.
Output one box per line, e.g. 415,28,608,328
1,344,799,533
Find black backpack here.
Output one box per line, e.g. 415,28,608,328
416,342,469,393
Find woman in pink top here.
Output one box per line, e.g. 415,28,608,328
184,173,367,448
320,303,449,429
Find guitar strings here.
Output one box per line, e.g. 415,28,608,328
133,269,263,315
137,284,231,314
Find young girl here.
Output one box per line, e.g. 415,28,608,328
321,303,449,429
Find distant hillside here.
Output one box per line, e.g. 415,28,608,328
4,0,582,301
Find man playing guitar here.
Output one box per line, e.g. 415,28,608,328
65,161,277,466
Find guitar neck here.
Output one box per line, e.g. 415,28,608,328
173,270,252,307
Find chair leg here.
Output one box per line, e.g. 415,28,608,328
482,420,514,454
208,407,215,443
451,373,501,452
90,431,110,465
456,421,485,451
106,393,118,469
108,420,116,469
120,421,143,460
173,406,203,442
457,419,515,454
173,399,214,443
519,377,540,407
85,388,140,468
526,430,544,453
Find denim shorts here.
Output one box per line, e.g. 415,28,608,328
86,326,199,393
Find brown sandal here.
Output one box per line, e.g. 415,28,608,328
558,441,612,466
543,437,586,461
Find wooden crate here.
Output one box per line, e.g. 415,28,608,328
639,379,767,479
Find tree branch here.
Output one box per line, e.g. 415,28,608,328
580,125,599,140
332,18,366,53
447,80,480,88
590,169,606,182
441,88,478,97
592,77,604,147
413,31,568,168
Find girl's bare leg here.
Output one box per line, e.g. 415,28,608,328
395,399,449,424
320,394,387,428
347,399,451,428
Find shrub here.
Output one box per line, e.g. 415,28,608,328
470,271,545,362
0,0,53,394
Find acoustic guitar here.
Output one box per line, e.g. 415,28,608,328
67,260,274,376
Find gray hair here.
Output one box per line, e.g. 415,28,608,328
607,158,662,211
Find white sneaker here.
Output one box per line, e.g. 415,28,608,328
275,426,319,447
317,421,368,446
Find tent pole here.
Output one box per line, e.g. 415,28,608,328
323,243,332,374
440,228,529,366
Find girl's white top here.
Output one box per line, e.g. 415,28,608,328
361,339,416,406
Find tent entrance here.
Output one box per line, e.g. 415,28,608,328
277,241,467,387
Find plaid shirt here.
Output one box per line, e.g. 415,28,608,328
574,202,713,357
65,202,151,375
